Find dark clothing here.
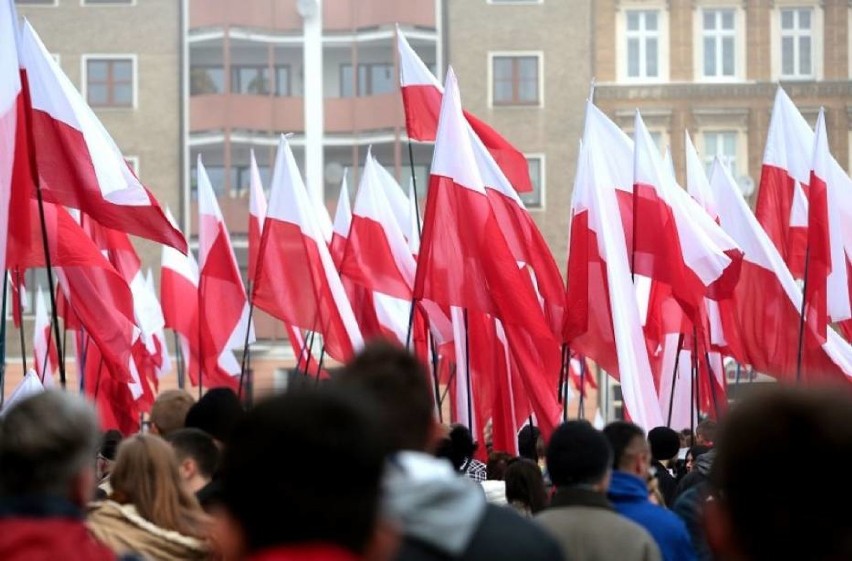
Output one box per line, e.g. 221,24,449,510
672,483,712,561
674,449,715,501
397,504,562,561
0,495,136,561
247,544,359,561
608,472,697,561
652,460,678,507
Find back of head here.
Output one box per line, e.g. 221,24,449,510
184,388,243,444
0,391,99,500
709,387,852,561
695,419,718,447
336,341,433,452
100,429,124,462
648,426,681,462
110,434,205,538
220,387,385,555
150,390,195,437
443,424,477,470
547,420,612,488
166,428,220,480
518,425,542,462
486,451,513,481
603,421,647,472
504,459,548,514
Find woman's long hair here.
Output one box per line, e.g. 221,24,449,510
109,434,207,539
505,458,548,514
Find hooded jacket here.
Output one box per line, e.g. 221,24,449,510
607,471,697,561
383,452,561,561
87,500,208,560
675,449,715,500
672,449,716,561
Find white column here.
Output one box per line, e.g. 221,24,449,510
299,0,323,205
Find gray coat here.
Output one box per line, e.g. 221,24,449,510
536,487,662,561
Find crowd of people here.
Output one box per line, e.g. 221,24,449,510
0,341,850,561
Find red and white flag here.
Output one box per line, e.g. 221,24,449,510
18,21,186,252
32,286,58,386
397,30,532,193
253,135,362,362
248,149,267,284
564,105,663,428
144,269,171,379
709,157,852,383
197,157,254,388
330,176,352,268
161,239,202,385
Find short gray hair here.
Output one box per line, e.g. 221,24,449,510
0,391,100,497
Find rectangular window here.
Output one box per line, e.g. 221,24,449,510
703,9,736,78
780,8,814,78
233,164,271,198
491,55,540,106
86,58,134,108
190,66,224,95
626,10,660,79
275,66,291,97
703,131,738,178
520,156,544,209
231,66,270,95
339,63,394,97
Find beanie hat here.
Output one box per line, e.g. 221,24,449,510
184,388,243,442
648,426,681,461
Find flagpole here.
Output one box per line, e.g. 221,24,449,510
690,330,698,436
430,333,443,423
666,332,685,427
558,343,568,422
238,281,255,401
463,309,473,434
703,348,722,419
404,138,423,349
197,277,203,399
21,71,67,387
0,272,8,407
578,356,587,421
314,344,326,386
16,279,27,376
795,245,812,383
174,332,185,389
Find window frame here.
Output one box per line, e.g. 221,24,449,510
771,3,823,81
779,7,815,79
338,62,395,97
487,51,544,108
700,129,741,179
698,7,739,81
81,54,138,109
190,65,225,95
616,5,670,83
521,153,546,210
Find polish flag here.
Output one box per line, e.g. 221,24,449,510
709,158,852,383
253,135,362,362
756,88,813,278
144,269,171,378
161,241,201,385
564,103,664,428
197,157,254,389
18,22,186,252
330,175,352,268
373,159,412,235
1,370,45,414
32,286,58,386
397,30,532,193
804,109,851,338
248,149,267,284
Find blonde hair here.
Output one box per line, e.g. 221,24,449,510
109,434,207,538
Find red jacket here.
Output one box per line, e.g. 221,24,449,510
248,544,360,561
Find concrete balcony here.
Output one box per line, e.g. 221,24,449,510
323,0,435,31
190,0,302,32
324,92,403,134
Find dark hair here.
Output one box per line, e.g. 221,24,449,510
486,452,513,481
439,425,477,471
184,388,243,443
603,421,645,470
517,425,542,462
166,428,220,479
710,387,852,561
335,341,434,452
220,387,385,554
687,445,711,462
648,426,681,461
100,429,123,461
505,459,548,514
695,420,718,445
547,421,612,487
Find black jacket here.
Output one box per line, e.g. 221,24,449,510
652,459,678,507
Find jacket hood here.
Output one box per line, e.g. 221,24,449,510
694,448,716,476
607,471,651,504
383,451,486,555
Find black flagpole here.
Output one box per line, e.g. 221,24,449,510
795,246,812,383
666,333,685,427
0,272,8,407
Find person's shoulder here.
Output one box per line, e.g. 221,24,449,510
471,505,562,560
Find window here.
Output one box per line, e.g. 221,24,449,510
275,66,291,96
192,164,226,198
83,0,134,4
190,66,224,95
520,156,544,209
491,55,540,106
702,9,736,78
339,63,394,97
86,57,134,108
780,8,813,78
233,164,271,197
703,131,738,177
231,66,270,95
626,10,660,79
15,0,56,4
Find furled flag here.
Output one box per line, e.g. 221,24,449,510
19,21,186,252
247,149,267,284
330,175,351,268
32,286,58,386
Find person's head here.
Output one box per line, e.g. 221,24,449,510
603,421,650,478
705,388,852,561
486,452,513,481
438,424,477,471
679,428,693,448
685,445,710,473
517,425,543,462
547,420,613,492
109,434,206,538
219,387,387,558
695,420,718,447
184,388,243,448
166,428,220,494
150,390,195,438
97,429,123,481
647,426,681,463
0,391,100,506
336,341,436,453
504,459,548,514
